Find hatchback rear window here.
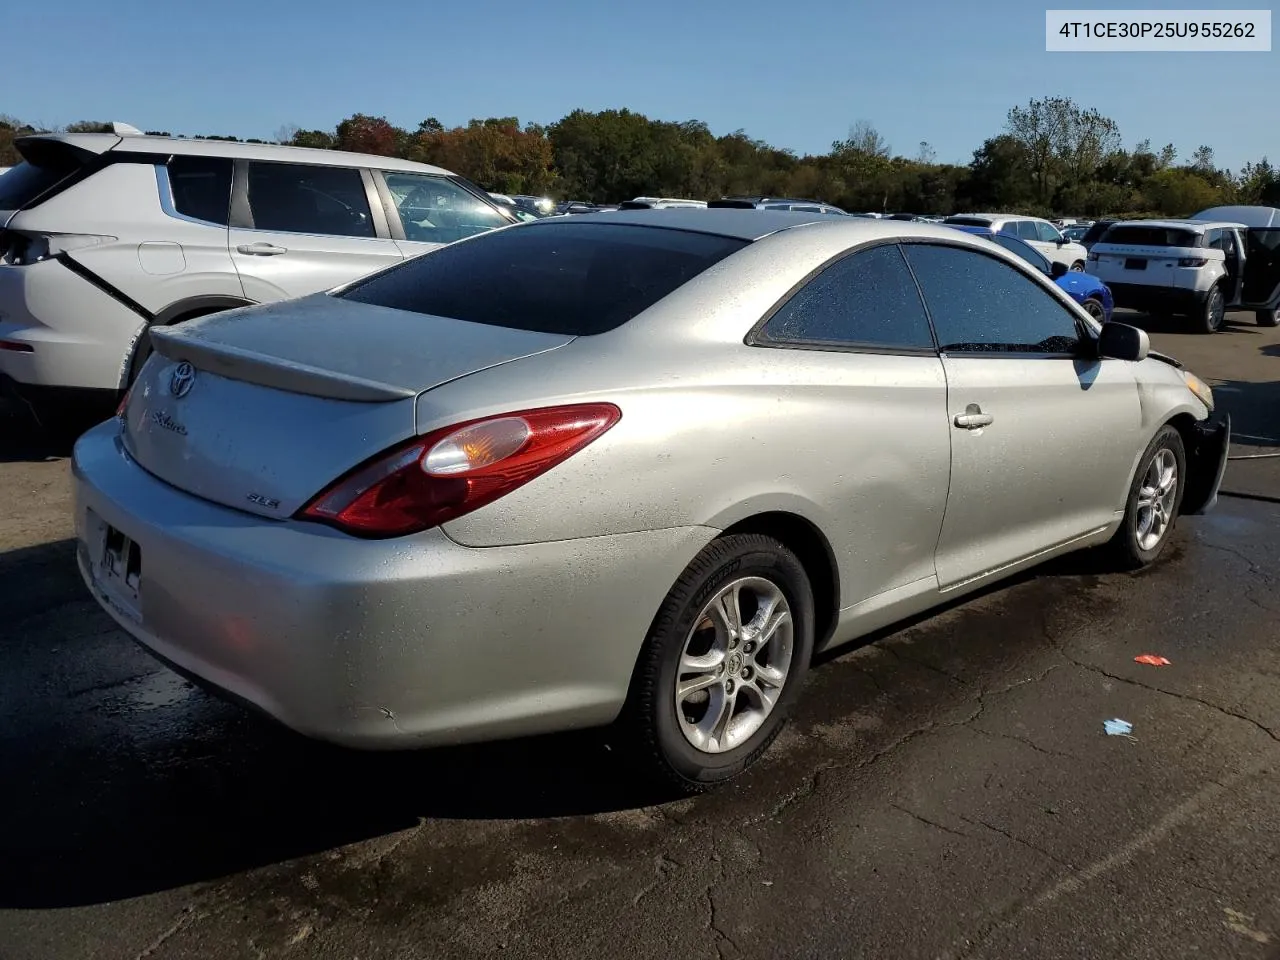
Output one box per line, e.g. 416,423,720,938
943,216,992,227
337,221,748,335
0,158,84,211
1100,225,1200,247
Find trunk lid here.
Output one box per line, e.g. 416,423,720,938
123,295,576,518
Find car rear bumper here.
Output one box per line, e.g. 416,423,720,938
72,420,713,748
1103,282,1202,314
0,259,145,391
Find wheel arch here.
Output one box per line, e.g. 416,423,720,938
151,294,254,327
718,511,841,648
123,295,255,387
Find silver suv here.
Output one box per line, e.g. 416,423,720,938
0,125,518,428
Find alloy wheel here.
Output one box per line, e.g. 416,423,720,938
674,576,795,754
1136,448,1178,551
1208,288,1226,331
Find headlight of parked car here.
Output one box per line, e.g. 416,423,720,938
1181,370,1214,411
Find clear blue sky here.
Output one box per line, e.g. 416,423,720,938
6,0,1277,170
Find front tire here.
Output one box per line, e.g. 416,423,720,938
1257,308,1279,328
1196,285,1226,334
1106,425,1186,570
624,534,815,793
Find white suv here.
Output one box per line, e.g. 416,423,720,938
941,214,1088,272
1086,217,1280,333
0,126,518,428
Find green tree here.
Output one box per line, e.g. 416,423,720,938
1142,168,1224,215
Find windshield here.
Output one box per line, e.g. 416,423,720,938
337,220,748,335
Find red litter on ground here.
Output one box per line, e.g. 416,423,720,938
1134,654,1172,666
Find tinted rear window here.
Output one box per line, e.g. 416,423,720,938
338,221,748,335
1100,225,1200,247
0,158,84,210
943,216,991,227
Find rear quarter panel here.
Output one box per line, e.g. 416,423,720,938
12,162,244,316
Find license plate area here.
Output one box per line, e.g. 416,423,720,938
1125,258,1147,270
87,509,142,620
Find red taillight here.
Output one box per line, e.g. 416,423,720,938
296,403,622,538
0,340,34,352
1178,257,1208,267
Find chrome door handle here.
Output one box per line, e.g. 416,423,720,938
237,242,287,256
954,404,993,429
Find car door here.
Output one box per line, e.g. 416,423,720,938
1205,229,1245,305
374,170,515,260
228,160,404,302
750,241,951,610
900,241,1144,590
1241,224,1280,306
1026,220,1068,267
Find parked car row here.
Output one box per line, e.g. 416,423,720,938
1084,208,1280,333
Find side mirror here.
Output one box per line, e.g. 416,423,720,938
1097,321,1150,361
1050,261,1069,279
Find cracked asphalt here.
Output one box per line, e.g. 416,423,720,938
2,311,1279,960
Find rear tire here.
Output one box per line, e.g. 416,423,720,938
623,534,815,794
1082,298,1106,322
1195,285,1226,334
1257,308,1280,328
1105,425,1186,570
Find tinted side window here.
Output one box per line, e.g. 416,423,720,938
384,172,511,244
760,243,934,350
167,156,232,225
902,243,1082,355
1015,221,1039,241
246,162,374,238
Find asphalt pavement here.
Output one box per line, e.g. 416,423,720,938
1,311,1278,960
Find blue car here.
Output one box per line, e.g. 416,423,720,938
947,224,1114,323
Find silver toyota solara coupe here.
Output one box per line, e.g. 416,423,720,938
72,209,1230,791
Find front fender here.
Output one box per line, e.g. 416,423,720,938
1182,413,1231,515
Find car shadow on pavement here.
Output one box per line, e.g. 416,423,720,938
0,539,676,909
0,527,1136,911
0,405,75,463
1118,311,1264,337
1207,377,1280,447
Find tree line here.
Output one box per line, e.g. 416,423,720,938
3,97,1278,217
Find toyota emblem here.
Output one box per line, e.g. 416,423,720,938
169,361,196,398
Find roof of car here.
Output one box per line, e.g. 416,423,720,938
1108,219,1238,231
21,132,453,175
528,208,992,244
1192,205,1280,228
947,213,1040,222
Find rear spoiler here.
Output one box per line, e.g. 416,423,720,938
149,325,415,403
